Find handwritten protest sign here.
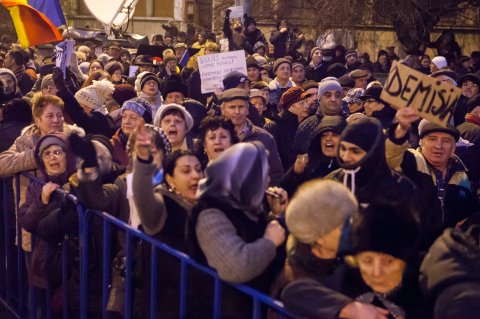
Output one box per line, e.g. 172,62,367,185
380,61,461,127
228,6,244,19
198,50,247,94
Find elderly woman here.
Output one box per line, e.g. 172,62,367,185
270,179,357,301
18,132,77,316
282,202,429,319
135,71,162,116
110,98,152,167
191,142,287,317
154,103,194,151
0,94,84,254
196,115,238,167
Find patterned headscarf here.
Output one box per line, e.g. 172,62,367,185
196,142,269,213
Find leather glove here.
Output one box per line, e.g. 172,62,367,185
52,67,67,91
68,133,97,169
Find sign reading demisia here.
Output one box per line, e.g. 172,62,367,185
198,50,247,94
380,61,462,127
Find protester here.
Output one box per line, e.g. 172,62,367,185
191,142,287,317
387,107,478,236
291,77,343,161
268,58,294,107
155,103,194,151
281,116,346,196
265,86,308,170
219,88,284,185
111,98,152,166
196,115,238,166
270,179,357,301
282,202,429,319
18,132,78,316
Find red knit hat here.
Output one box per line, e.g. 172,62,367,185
279,86,304,111
112,84,137,106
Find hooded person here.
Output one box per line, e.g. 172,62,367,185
282,201,429,319
191,141,286,318
326,117,417,208
419,214,480,319
18,132,78,291
0,68,23,103
281,116,347,196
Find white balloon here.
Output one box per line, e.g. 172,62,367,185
83,0,139,26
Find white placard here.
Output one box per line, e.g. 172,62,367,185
55,40,76,78
228,6,244,19
197,50,247,94
129,65,139,78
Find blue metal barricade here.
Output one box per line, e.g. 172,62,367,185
0,173,294,318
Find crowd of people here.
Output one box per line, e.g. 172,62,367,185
0,12,480,319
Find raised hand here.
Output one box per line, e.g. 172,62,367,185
68,133,97,169
134,119,152,161
394,107,420,139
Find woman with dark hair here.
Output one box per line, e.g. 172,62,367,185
105,61,126,84
71,124,172,317
88,60,104,75
415,55,431,75
196,115,238,166
132,132,204,318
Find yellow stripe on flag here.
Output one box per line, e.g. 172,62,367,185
6,5,30,47
0,0,63,48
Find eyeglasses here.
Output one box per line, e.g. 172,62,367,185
42,149,65,159
462,82,478,88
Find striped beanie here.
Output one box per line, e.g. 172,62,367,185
279,86,304,111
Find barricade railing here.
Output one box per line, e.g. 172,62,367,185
0,173,294,318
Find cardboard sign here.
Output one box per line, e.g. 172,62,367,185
380,61,461,127
228,6,244,19
197,50,247,94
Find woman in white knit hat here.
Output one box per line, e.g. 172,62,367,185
53,67,118,137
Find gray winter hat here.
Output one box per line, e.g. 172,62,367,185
286,179,358,244
317,77,342,100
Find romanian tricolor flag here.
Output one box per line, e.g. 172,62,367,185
0,0,64,48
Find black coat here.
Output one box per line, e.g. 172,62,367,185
57,88,118,138
264,110,300,170
282,264,430,319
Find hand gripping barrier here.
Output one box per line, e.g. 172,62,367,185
0,173,294,319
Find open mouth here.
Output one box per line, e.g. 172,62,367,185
49,163,60,169
167,129,178,138
213,147,225,153
324,143,335,151
189,183,198,191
